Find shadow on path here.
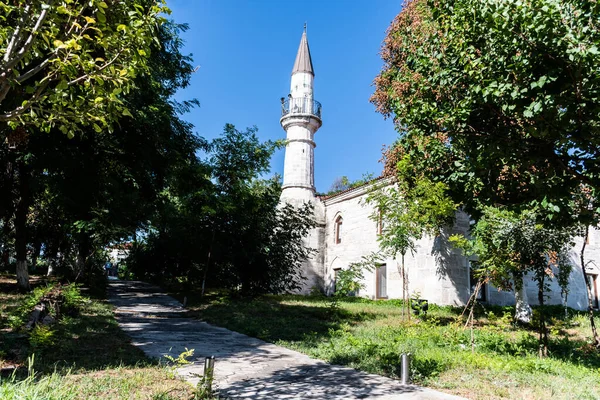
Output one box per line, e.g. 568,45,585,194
109,280,464,400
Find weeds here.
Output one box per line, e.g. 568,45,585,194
0,275,195,399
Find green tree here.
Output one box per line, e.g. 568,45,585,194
373,0,600,223
451,207,575,356
366,167,457,319
0,0,168,135
128,124,315,296
1,20,200,290
372,0,600,345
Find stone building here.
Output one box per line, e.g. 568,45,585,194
279,28,600,311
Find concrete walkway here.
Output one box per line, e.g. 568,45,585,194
108,281,465,400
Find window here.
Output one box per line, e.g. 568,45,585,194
587,274,599,309
334,216,343,244
376,264,387,299
469,263,487,302
333,268,341,294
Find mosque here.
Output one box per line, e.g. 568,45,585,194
278,28,599,311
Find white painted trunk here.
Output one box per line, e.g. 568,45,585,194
515,283,532,324
16,260,29,290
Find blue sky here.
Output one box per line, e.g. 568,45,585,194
168,0,401,192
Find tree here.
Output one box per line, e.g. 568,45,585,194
372,0,600,345
0,0,168,135
127,124,316,296
366,164,457,319
1,19,200,290
329,176,351,194
451,207,575,357
325,173,376,196
372,0,600,224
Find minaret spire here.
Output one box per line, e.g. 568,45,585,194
292,25,314,76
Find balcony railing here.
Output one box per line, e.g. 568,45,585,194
280,97,322,119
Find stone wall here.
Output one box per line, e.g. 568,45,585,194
320,184,472,306
315,182,600,311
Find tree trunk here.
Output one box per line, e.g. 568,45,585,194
31,240,41,272
404,254,410,321
75,235,90,281
400,252,406,320
1,214,11,269
201,229,216,297
514,274,532,324
2,151,15,270
16,260,29,290
14,158,30,291
580,225,600,347
538,274,548,358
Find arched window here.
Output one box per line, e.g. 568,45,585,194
334,215,343,244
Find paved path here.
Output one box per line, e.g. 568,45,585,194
108,280,465,400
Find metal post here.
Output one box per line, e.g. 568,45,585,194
401,353,411,385
202,356,215,392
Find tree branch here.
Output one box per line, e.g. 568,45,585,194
68,50,123,86
0,80,50,122
3,4,31,64
5,2,54,71
16,57,53,84
0,81,11,105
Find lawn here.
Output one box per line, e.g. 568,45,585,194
0,275,195,400
179,292,600,400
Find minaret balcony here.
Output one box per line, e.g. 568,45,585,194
280,97,322,120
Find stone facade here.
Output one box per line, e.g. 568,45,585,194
310,182,600,310
280,29,600,311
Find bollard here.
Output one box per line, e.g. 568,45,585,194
202,356,215,392
401,353,411,385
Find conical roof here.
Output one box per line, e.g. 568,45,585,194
292,28,314,76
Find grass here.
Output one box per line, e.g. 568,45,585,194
178,291,600,400
0,275,195,399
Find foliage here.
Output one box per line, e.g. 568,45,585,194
0,0,169,135
8,284,54,329
335,255,378,297
450,206,576,355
321,173,376,197
372,0,600,226
0,19,202,289
368,176,457,258
29,324,55,350
163,348,194,366
450,207,574,294
365,173,457,318
128,124,315,295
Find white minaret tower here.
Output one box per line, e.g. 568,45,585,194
280,25,322,204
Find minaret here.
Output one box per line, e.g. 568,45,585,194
280,25,322,204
